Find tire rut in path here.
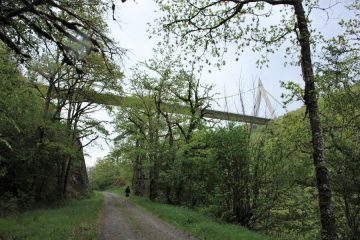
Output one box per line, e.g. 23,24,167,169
99,192,198,240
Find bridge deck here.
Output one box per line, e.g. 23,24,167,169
36,85,271,125
90,92,271,125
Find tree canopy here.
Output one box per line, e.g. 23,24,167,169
0,0,123,72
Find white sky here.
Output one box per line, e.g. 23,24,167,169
84,0,351,167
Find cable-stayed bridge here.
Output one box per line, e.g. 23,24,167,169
36,79,280,125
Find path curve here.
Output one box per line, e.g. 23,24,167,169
99,192,198,240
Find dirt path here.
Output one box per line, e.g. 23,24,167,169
99,192,198,240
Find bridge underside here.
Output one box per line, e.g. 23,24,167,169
36,85,271,125
89,92,271,125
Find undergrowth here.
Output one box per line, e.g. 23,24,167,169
0,192,103,240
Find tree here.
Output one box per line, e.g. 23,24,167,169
153,0,338,238
112,55,214,202
0,0,123,72
209,125,252,225
252,109,321,238
315,3,360,237
28,49,123,198
88,157,130,190
0,46,40,211
0,45,83,212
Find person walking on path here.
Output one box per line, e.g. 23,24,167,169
124,185,130,203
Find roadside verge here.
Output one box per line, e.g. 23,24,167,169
0,192,103,240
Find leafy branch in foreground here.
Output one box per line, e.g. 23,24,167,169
0,0,125,72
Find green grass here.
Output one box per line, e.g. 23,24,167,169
110,189,276,240
0,192,103,240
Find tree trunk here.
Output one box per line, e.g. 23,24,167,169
133,139,146,196
164,112,176,204
149,96,162,200
62,157,72,197
148,137,159,200
174,181,183,205
149,168,158,200
149,153,160,200
293,1,337,239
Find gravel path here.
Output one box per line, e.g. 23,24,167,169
98,192,198,240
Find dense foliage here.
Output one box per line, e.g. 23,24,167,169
0,46,80,214
0,18,122,214
0,0,123,215
88,158,131,190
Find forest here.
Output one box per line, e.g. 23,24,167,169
0,1,359,240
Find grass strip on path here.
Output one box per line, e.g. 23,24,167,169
0,192,103,240
110,189,276,240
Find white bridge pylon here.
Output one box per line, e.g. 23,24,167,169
252,79,277,119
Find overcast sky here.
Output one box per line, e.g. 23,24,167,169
84,0,351,167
